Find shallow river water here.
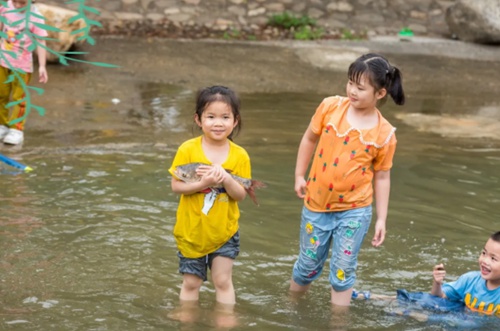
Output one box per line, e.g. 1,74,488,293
1,39,500,331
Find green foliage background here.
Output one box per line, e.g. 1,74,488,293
0,0,116,125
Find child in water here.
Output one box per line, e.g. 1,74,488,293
430,232,500,314
0,0,49,145
290,53,405,306
168,86,251,321
353,231,500,327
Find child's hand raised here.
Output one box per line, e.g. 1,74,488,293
433,264,446,284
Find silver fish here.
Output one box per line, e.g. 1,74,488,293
173,162,266,205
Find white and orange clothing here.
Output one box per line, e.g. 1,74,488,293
0,1,47,73
443,271,500,316
304,95,397,212
0,1,48,130
168,136,251,259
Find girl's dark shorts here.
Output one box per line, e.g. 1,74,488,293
178,232,240,281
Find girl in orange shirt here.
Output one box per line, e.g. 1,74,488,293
289,53,405,306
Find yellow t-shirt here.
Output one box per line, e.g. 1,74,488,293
168,136,251,258
305,96,397,212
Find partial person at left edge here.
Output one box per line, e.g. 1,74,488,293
0,0,49,145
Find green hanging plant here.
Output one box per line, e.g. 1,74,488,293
1,0,118,124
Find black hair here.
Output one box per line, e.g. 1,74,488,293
490,231,500,243
347,53,405,105
194,85,242,140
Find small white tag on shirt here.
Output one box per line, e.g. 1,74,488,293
201,189,218,215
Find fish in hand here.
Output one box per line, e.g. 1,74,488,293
173,162,266,205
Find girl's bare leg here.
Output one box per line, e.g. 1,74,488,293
211,256,235,305
179,274,203,301
289,278,311,292
167,300,201,323
212,302,239,329
331,287,354,306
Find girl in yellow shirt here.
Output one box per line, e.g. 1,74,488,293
168,85,251,308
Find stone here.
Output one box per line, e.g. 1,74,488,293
326,2,354,13
307,8,325,19
36,4,86,63
292,3,306,12
167,13,192,22
114,12,144,20
164,7,181,15
248,7,266,17
410,10,427,20
141,0,155,9
430,9,443,17
228,5,246,16
145,13,165,21
265,3,285,13
408,23,427,34
445,0,500,44
102,1,122,11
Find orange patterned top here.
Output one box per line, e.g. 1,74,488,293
305,96,397,212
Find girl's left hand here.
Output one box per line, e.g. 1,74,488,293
371,220,386,247
198,165,224,187
210,164,227,185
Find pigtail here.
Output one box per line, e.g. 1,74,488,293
387,66,405,105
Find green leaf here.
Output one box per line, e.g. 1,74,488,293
77,35,95,45
33,36,60,42
6,7,26,14
10,18,24,27
33,22,64,32
6,99,26,108
85,19,102,28
29,12,46,20
67,14,84,24
61,51,89,55
3,75,15,84
70,58,120,68
8,114,28,125
28,86,45,95
72,27,90,35
7,51,19,59
1,49,18,58
82,6,100,15
59,57,68,66
32,104,45,116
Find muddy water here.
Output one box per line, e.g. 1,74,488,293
1,38,500,330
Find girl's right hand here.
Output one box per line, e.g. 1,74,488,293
200,165,224,187
433,264,446,284
210,164,227,184
196,165,212,177
294,176,307,199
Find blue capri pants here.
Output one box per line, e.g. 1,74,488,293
292,205,372,291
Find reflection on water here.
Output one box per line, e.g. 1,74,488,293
1,83,500,331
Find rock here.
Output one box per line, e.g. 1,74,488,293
36,4,86,63
445,0,500,44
